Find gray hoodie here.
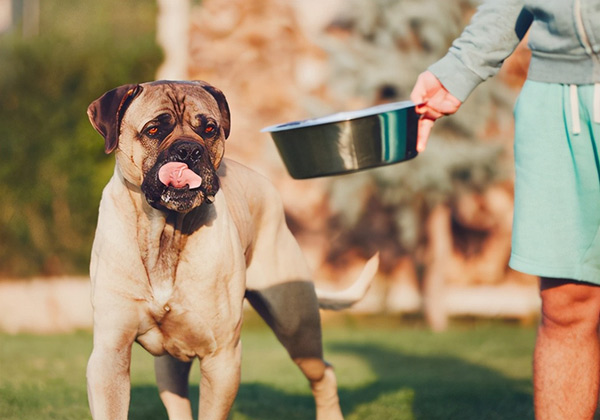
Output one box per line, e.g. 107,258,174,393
429,0,600,102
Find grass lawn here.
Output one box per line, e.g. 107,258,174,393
0,314,536,420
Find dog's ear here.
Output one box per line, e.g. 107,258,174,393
87,84,143,154
193,81,231,139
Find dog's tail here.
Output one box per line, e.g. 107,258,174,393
315,253,379,310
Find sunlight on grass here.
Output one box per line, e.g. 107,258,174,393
0,316,536,420
348,389,416,420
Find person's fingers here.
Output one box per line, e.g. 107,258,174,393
417,117,435,152
410,89,423,105
435,95,462,115
414,103,428,115
410,82,428,108
410,70,461,153
410,71,442,105
428,89,462,116
422,108,444,120
413,89,461,120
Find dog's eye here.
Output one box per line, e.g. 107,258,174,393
145,125,167,139
144,114,174,139
204,124,217,137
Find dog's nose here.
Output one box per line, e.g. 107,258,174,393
173,141,204,163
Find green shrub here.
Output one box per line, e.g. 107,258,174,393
0,0,162,276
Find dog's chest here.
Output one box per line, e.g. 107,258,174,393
134,208,246,360
136,215,184,293
137,290,220,361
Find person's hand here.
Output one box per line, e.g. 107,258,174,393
410,71,462,152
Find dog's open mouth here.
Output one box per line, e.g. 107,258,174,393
142,159,219,213
157,161,212,210
157,162,204,210
158,162,203,190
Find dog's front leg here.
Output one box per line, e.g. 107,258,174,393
198,341,242,420
87,312,137,420
87,343,133,419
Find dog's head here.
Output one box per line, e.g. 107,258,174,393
87,80,231,213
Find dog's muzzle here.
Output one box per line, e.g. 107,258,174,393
141,139,220,213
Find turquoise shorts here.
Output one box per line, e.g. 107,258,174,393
509,81,600,283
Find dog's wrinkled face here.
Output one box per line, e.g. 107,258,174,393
87,81,231,213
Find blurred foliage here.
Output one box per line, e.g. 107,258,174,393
0,0,162,277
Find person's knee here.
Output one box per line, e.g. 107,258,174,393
540,278,600,332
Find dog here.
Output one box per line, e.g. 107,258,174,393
86,80,378,420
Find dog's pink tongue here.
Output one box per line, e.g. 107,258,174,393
158,162,202,189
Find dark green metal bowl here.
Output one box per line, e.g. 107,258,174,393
262,101,419,179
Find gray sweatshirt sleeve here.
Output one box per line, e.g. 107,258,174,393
428,0,532,102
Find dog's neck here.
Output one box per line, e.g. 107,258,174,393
115,165,215,291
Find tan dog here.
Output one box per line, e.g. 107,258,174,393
86,80,378,420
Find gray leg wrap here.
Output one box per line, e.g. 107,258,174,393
245,280,324,360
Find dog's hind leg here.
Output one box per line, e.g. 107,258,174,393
155,355,194,420
245,281,344,420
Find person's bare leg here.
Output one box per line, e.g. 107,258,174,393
534,278,600,420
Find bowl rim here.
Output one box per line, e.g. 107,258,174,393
261,100,416,133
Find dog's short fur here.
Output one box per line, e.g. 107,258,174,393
86,81,378,420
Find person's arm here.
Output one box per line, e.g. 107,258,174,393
411,0,532,151
431,0,531,102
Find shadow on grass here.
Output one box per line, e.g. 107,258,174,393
130,383,318,420
129,342,533,420
129,386,169,420
332,342,533,420
233,343,533,420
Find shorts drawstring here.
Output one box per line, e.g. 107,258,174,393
571,84,581,135
569,83,600,134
